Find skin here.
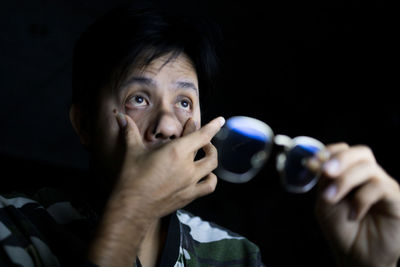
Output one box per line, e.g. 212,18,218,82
70,53,224,267
70,52,400,267
310,144,400,267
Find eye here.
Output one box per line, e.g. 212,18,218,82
176,98,192,110
126,94,149,108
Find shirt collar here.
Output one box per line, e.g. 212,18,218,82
159,211,181,266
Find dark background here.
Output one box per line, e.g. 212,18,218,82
1,1,398,266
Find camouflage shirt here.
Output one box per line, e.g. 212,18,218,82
0,188,263,266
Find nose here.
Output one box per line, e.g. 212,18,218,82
146,111,183,142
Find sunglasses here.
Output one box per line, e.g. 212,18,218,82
213,116,325,193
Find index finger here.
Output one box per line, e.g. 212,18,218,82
177,116,225,151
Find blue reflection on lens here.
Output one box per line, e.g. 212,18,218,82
284,144,321,189
297,144,320,154
227,117,269,142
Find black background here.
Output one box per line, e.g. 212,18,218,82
1,1,398,266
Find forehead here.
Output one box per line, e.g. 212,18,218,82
113,53,199,97
130,52,197,83
100,52,200,103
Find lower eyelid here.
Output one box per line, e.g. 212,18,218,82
177,101,191,109
126,93,149,104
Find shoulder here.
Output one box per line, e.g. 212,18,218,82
176,210,264,266
1,187,95,225
0,190,62,266
0,188,96,266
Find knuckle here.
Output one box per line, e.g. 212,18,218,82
335,142,349,148
209,143,218,156
205,174,218,193
341,142,350,147
211,155,218,170
359,144,372,153
358,160,376,172
327,142,349,151
205,151,218,170
356,145,375,160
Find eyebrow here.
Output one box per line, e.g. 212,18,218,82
122,76,155,88
175,81,198,95
121,76,198,95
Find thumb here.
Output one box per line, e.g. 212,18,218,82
116,112,145,149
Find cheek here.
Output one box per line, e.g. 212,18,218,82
175,107,201,129
94,110,120,148
125,107,200,136
94,94,124,145
125,109,151,136
175,108,191,120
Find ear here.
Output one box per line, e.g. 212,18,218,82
69,104,91,148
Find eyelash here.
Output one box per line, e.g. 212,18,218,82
176,97,192,111
126,94,149,108
125,93,193,111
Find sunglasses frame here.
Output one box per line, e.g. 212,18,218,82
275,134,325,193
214,116,325,193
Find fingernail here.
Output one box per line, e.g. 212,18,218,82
324,159,340,176
317,150,331,162
218,117,225,127
303,157,321,172
116,112,127,128
324,184,337,201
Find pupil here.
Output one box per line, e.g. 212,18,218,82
181,101,188,107
136,96,143,103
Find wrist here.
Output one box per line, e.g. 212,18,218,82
88,203,152,267
87,188,157,266
107,182,157,222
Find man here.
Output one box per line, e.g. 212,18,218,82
1,3,400,267
1,4,261,267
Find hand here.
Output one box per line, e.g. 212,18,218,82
88,114,224,266
312,143,400,267
109,114,225,222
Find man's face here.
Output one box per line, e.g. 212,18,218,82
89,53,201,175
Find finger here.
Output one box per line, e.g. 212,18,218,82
194,143,218,180
182,118,199,159
323,161,379,203
313,143,354,195
194,173,218,198
116,113,145,149
182,118,197,137
350,178,385,221
325,142,350,156
305,143,349,173
323,145,376,178
177,116,225,151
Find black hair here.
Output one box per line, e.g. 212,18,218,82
71,2,221,119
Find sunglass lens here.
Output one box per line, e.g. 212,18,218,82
213,116,273,183
283,142,323,193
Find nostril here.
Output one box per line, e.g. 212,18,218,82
154,133,176,140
